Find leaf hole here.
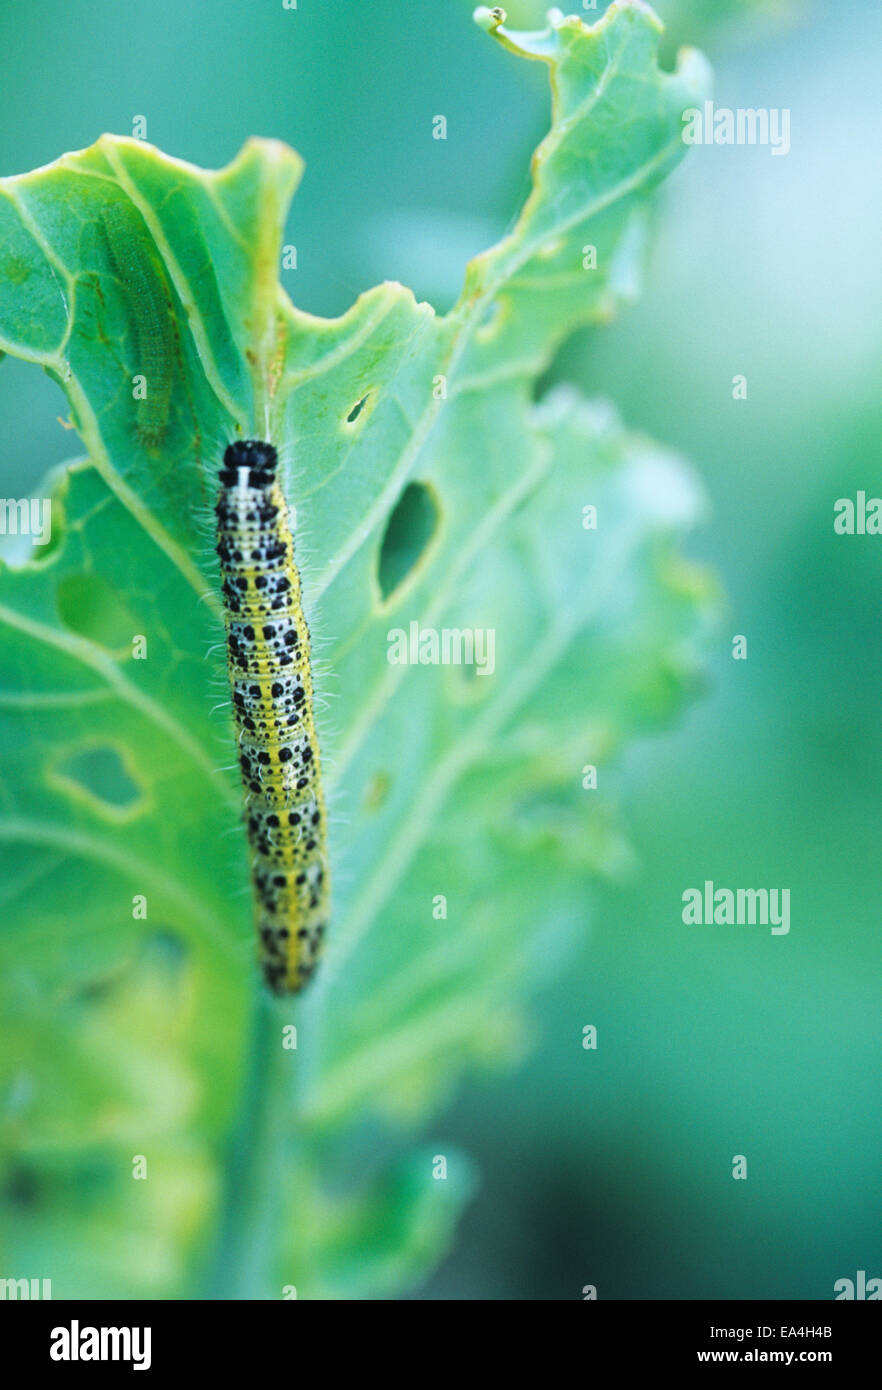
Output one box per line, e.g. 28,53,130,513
345,391,373,426
49,743,148,821
67,928,188,1008
377,480,441,603
139,928,190,981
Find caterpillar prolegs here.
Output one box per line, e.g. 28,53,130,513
216,441,330,993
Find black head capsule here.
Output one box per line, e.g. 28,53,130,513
219,440,279,487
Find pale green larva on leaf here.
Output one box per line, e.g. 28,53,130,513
101,199,175,449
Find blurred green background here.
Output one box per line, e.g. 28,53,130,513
1,0,879,1299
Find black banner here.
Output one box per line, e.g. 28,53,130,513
2,1299,876,1375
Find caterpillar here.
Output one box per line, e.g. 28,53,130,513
216,440,330,993
100,200,175,449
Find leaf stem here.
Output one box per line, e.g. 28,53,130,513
201,989,293,1300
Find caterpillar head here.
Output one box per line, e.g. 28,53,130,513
220,440,278,486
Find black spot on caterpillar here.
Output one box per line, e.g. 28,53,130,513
216,440,331,994
100,200,175,449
